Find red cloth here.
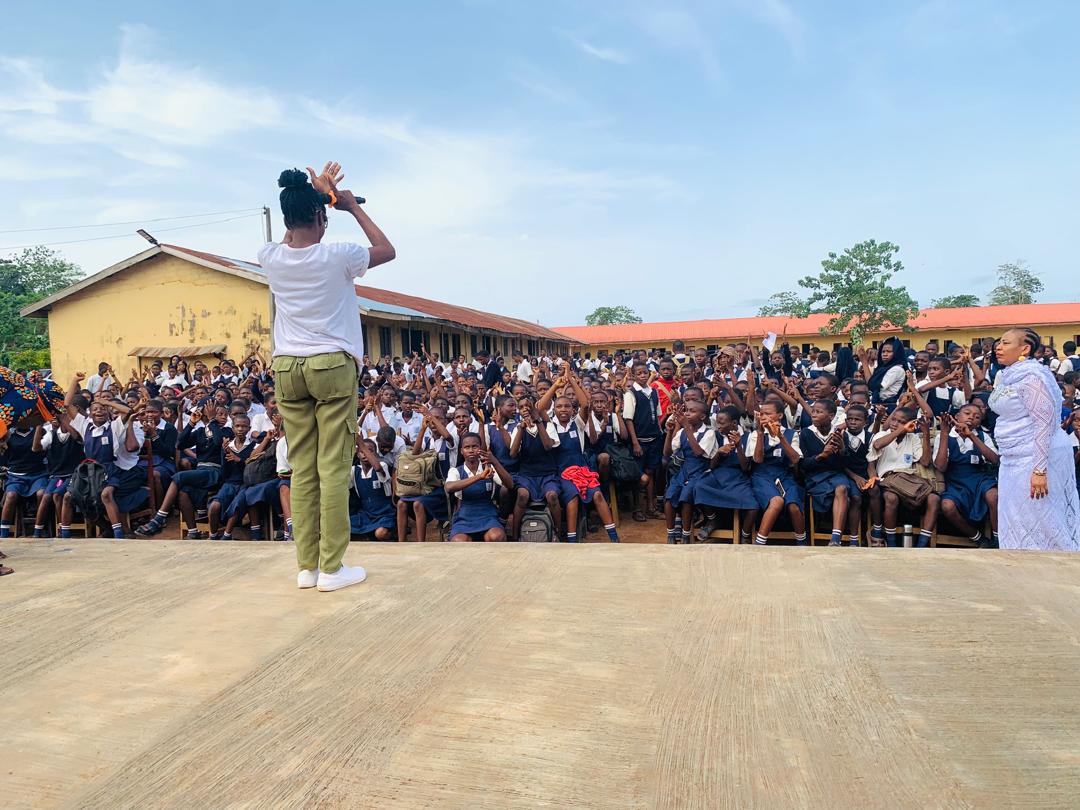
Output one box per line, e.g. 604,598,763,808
561,465,600,498
652,379,676,419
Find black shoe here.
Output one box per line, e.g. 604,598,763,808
134,520,163,537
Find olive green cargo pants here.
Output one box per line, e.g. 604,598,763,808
271,352,358,574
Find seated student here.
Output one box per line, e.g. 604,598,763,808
692,405,758,541
662,400,717,544
60,387,148,539
551,373,619,542
934,407,999,548
0,419,49,538
867,406,940,547
397,392,424,446
396,406,453,542
799,400,863,547
32,410,85,537
349,438,396,541
746,400,806,545
622,361,664,522
585,389,629,485
136,401,230,539
447,405,481,468
485,394,520,517
445,433,516,542
837,404,883,545
208,414,255,540
137,398,178,509
228,411,294,541
509,387,562,540
915,355,967,418
360,386,402,438
375,425,406,471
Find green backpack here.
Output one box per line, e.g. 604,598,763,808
394,450,443,497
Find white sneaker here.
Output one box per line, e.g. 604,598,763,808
316,564,367,592
297,569,320,589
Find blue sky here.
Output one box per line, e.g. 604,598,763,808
1,1,1077,327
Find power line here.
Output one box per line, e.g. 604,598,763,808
0,207,264,235
0,212,264,251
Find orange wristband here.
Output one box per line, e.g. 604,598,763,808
326,189,337,207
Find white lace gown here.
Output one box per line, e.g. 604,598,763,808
989,359,1080,551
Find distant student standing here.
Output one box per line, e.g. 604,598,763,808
622,362,663,522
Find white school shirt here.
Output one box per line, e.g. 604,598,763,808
867,430,922,477
878,366,906,400
259,241,370,361
587,413,621,441
515,359,534,383
932,428,998,459
249,411,274,436
445,462,506,496
360,406,403,438
745,429,803,459
672,426,719,459
275,435,291,475
398,411,424,443
621,382,655,420
553,415,589,453
84,373,114,394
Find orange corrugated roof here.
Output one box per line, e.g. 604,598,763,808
557,303,1080,345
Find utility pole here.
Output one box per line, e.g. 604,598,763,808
262,206,272,243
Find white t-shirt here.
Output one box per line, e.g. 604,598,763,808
276,435,291,475
515,359,533,383
867,430,922,477
259,241,370,361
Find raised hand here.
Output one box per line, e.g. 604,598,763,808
306,161,343,195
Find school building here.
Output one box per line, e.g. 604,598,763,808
21,243,571,382
557,304,1080,357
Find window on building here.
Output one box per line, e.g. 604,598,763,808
378,326,392,359
452,334,461,358
440,333,450,359
482,335,491,353
400,328,410,358
527,339,538,356
361,324,369,355
470,335,478,356
502,337,509,357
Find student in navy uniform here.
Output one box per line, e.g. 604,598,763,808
396,406,453,542
485,394,519,519
31,413,85,537
622,361,663,522
446,433,515,542
551,371,619,542
350,438,396,541
136,400,230,539
208,414,255,540
137,398,178,509
747,400,806,545
662,399,717,544
0,420,49,538
799,400,863,547
692,405,759,541
585,388,630,486
916,356,967,418
509,383,562,540
837,404,883,546
934,406,1000,548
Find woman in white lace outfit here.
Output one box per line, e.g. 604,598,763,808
989,328,1080,551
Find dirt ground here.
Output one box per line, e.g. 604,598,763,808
3,539,1079,809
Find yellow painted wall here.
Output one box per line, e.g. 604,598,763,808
45,254,272,384
571,324,1080,357
41,253,569,382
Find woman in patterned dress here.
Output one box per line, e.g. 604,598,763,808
989,328,1080,551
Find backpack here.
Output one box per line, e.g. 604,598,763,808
69,460,108,521
243,442,278,486
519,507,555,543
394,449,443,497
606,443,643,483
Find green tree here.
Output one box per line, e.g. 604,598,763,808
758,239,919,344
986,260,1043,306
930,294,981,308
585,305,643,326
0,246,82,368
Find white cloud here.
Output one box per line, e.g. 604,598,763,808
570,37,631,65
0,57,83,114
749,0,806,60
302,99,420,146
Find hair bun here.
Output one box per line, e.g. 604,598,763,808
277,168,308,189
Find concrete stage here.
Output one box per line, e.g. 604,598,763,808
2,540,1080,809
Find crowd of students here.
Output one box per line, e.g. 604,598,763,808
2,333,1079,550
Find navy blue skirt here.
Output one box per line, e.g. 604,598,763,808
806,471,863,513
400,489,449,520
5,472,47,498
173,466,221,508
351,503,396,535
691,466,758,510
107,464,149,513
750,466,803,510
44,474,72,497
941,469,997,523
450,502,502,536
515,473,560,503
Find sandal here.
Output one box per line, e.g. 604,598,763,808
0,564,13,576
632,510,647,523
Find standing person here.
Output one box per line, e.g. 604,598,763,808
262,162,396,590
989,328,1080,551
